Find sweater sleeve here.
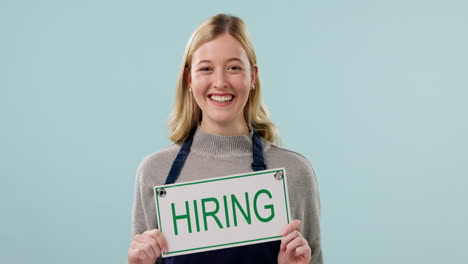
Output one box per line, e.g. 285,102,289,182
306,165,323,264
131,165,148,237
265,144,324,263
131,164,164,264
285,153,323,264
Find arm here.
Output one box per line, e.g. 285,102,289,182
283,156,323,264
132,166,148,237
305,166,323,264
129,165,167,264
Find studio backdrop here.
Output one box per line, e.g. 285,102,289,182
1,0,467,263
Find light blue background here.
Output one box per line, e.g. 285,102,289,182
1,0,467,263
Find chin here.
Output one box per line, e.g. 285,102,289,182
206,114,239,125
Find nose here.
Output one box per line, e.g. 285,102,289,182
213,70,228,89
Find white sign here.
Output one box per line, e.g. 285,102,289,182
153,168,291,258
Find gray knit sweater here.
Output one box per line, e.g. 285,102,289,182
131,126,323,263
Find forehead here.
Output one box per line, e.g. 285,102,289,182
192,34,248,64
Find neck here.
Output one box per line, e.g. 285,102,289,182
200,119,249,136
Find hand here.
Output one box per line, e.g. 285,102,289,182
278,220,312,264
128,229,168,264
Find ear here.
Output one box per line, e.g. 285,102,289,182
251,64,258,86
184,67,192,86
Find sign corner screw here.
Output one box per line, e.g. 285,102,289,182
274,171,283,180
158,188,167,197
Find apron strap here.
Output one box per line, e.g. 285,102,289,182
165,132,195,185
251,131,266,171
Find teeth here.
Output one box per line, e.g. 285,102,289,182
210,95,233,102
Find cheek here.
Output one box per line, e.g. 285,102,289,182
191,75,210,89
234,79,251,95
191,82,209,106
230,74,250,89
192,89,207,104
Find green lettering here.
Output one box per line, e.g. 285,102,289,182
254,189,275,222
171,201,192,235
231,192,252,226
223,195,230,228
193,199,200,232
201,197,223,231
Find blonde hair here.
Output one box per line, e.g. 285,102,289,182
168,14,278,144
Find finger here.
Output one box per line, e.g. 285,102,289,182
145,229,168,252
280,230,301,250
285,236,308,256
133,234,157,259
128,248,143,264
135,234,160,258
281,219,302,236
295,244,312,258
133,240,155,260
145,229,169,253
128,245,150,262
137,232,161,253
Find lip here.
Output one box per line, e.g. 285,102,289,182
207,93,235,97
208,93,235,106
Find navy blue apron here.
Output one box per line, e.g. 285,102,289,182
161,130,280,264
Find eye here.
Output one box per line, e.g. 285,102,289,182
228,65,242,71
199,67,212,72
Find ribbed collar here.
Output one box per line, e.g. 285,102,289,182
190,126,255,155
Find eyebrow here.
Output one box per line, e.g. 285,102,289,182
196,58,243,65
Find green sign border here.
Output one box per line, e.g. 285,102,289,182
153,168,290,257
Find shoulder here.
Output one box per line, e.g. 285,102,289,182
266,144,314,172
264,143,318,187
136,144,181,182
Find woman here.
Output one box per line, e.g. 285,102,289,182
128,14,323,264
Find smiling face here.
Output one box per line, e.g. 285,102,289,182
187,33,257,134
